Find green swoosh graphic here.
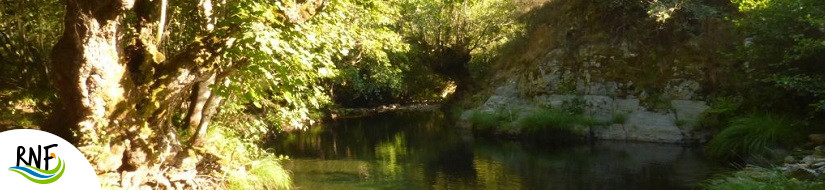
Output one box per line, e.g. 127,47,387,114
8,157,66,184
23,156,62,174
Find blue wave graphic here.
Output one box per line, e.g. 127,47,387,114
8,166,55,178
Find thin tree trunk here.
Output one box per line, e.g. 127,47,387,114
189,78,224,147
184,76,214,132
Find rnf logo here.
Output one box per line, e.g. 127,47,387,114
8,144,66,184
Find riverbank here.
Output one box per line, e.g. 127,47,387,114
704,141,825,189
329,103,440,119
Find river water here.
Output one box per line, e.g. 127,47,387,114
270,111,726,189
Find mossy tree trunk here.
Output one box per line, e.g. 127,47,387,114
46,0,209,187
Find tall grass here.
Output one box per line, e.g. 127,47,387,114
611,113,628,124
703,166,825,190
706,113,805,159
227,156,292,190
466,109,516,130
205,125,292,189
466,107,602,140
518,108,601,135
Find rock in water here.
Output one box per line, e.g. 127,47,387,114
785,166,818,180
810,134,825,145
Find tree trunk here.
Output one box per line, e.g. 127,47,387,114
47,0,132,144
47,0,197,188
184,76,214,133
46,0,329,188
189,77,224,147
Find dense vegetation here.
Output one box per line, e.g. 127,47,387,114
0,0,521,188
1,0,824,189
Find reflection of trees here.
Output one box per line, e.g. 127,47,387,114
474,157,523,189
375,133,407,177
275,111,718,189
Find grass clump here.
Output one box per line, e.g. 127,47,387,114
675,119,687,127
518,108,602,135
466,108,519,130
467,110,507,129
610,113,628,124
700,96,744,129
466,106,603,140
706,113,805,159
203,124,292,189
703,166,825,190
227,156,292,190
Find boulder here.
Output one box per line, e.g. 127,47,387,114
582,95,613,120
785,166,818,180
810,134,825,145
670,100,709,130
613,98,642,113
623,111,682,143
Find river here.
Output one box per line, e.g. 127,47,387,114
269,110,726,189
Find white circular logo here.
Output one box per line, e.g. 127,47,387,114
0,129,101,189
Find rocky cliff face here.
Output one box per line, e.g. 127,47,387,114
462,61,710,143
458,0,735,144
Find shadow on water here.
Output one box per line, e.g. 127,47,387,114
268,111,727,189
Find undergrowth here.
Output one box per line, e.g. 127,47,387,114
706,113,806,159
703,166,825,190
518,108,602,135
204,124,292,190
467,106,603,139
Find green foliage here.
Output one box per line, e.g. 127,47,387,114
212,0,400,129
467,106,601,139
518,108,601,135
394,0,524,88
560,98,587,115
701,96,744,129
226,156,291,190
202,122,290,189
320,0,528,107
674,119,687,127
703,166,825,190
328,0,418,106
706,113,805,159
397,0,523,54
611,113,628,124
708,96,744,115
0,0,61,128
467,109,511,130
732,0,825,112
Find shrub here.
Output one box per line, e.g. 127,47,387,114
706,113,805,159
700,96,744,129
732,0,825,112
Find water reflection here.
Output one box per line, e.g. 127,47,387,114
270,111,724,189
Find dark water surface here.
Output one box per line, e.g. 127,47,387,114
271,111,725,189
